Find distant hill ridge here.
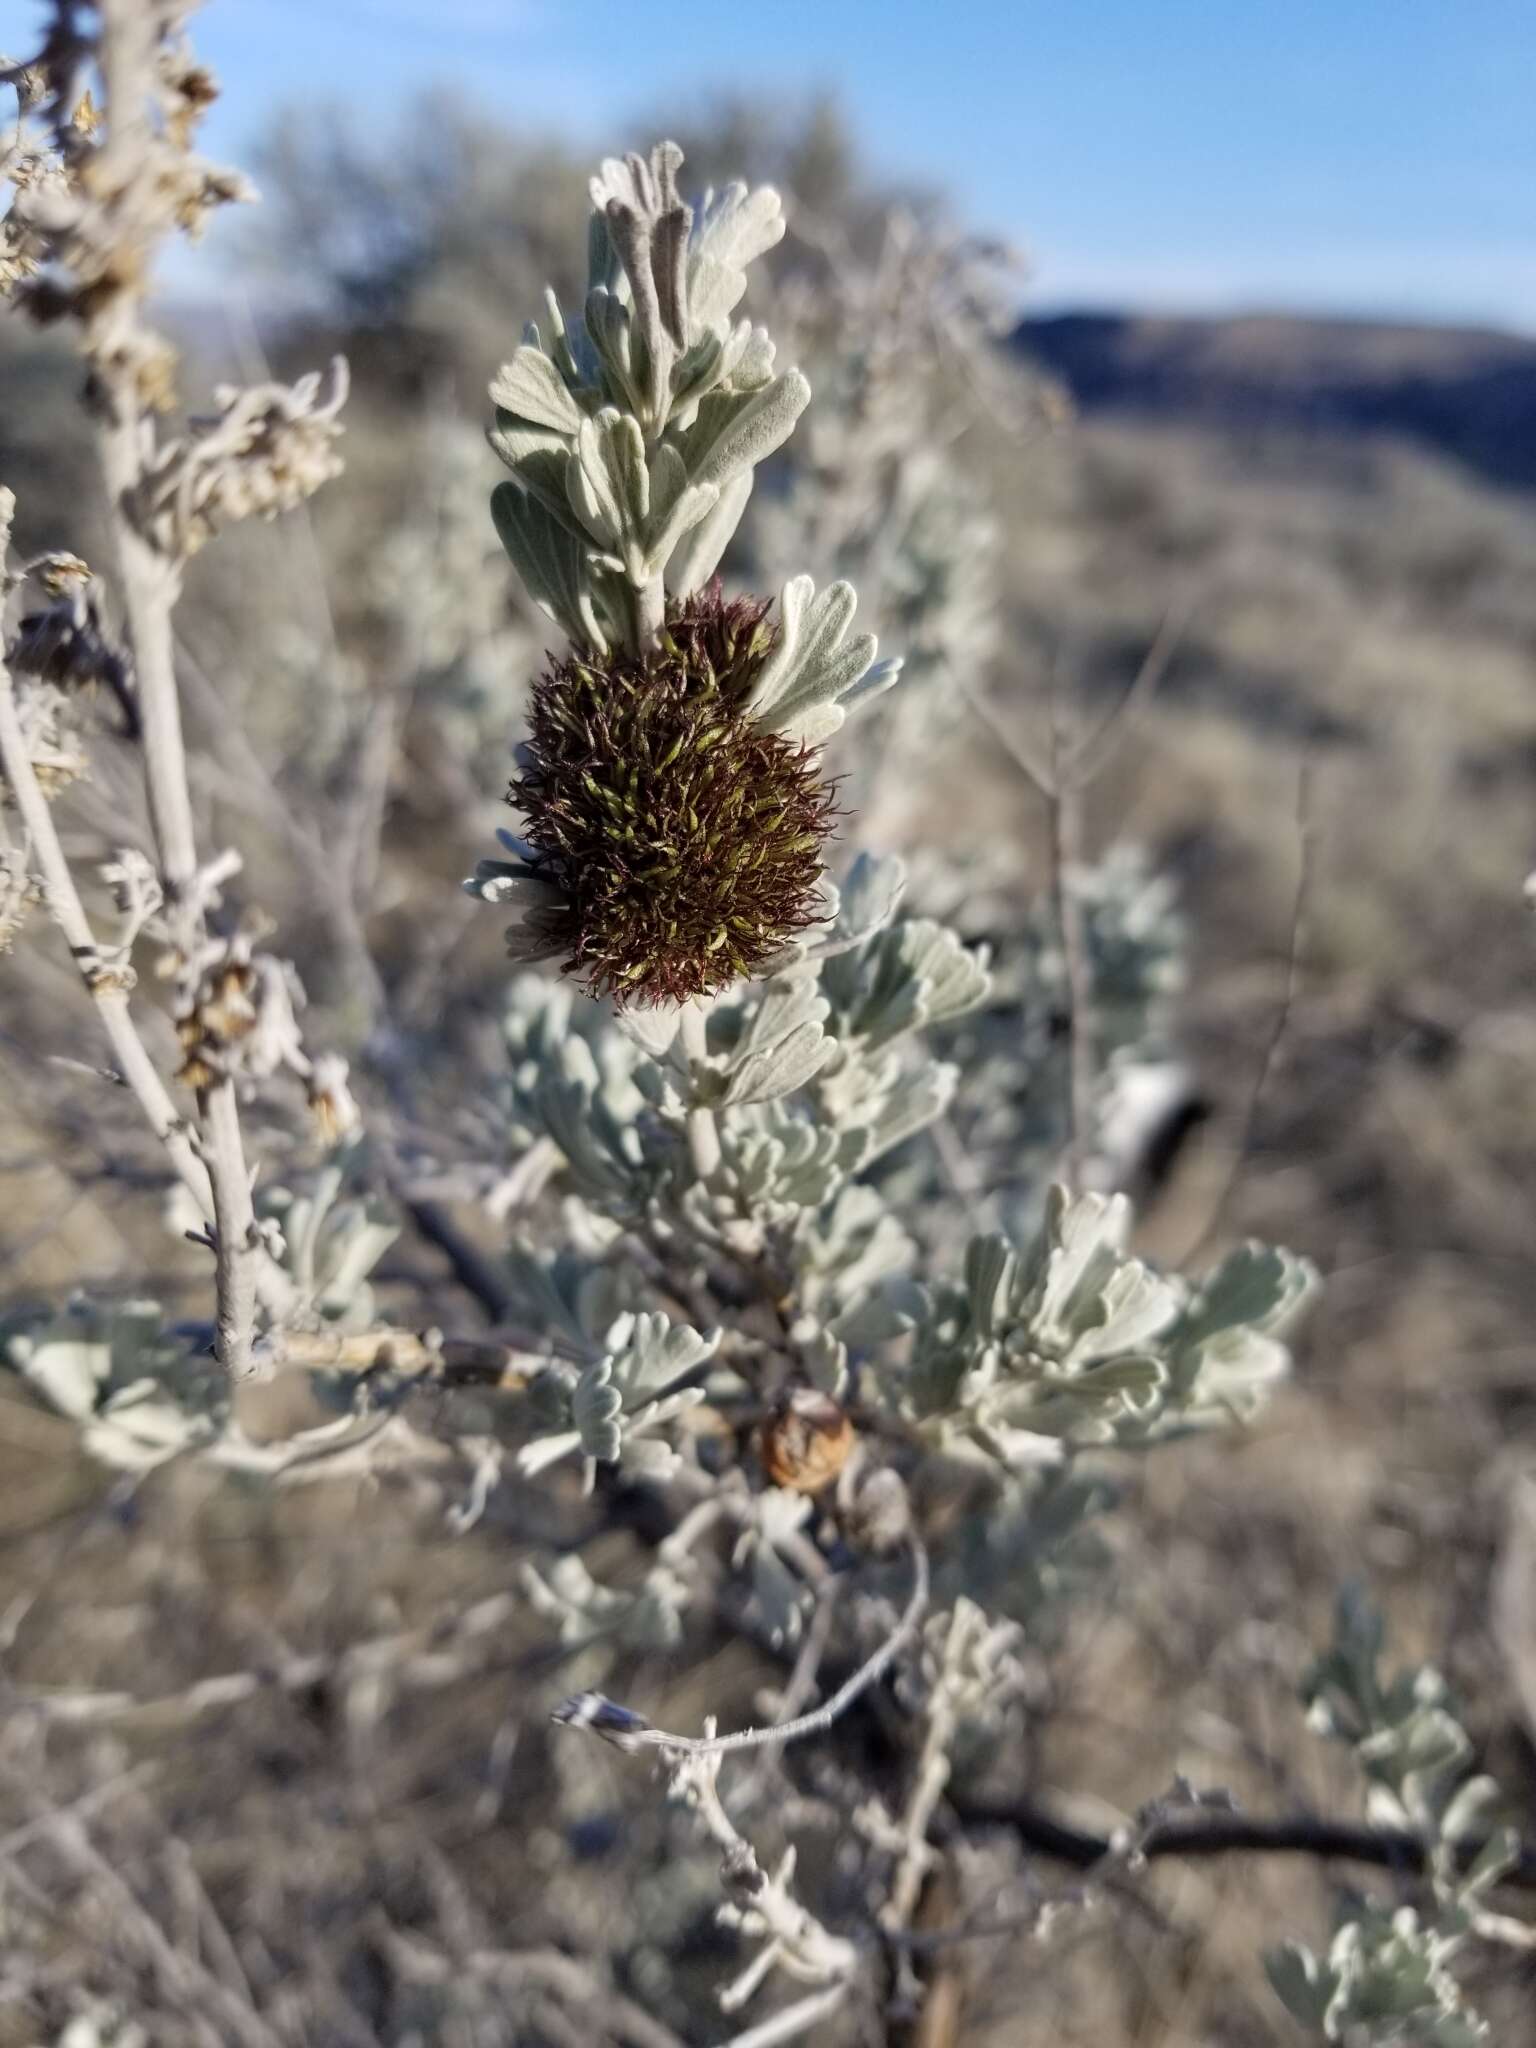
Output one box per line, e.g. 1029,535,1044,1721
1015,312,1536,492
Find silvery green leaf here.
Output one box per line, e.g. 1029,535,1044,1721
790,658,903,748
899,922,994,1027
13,1332,109,1420
463,854,567,963
525,1361,578,1435
793,1184,914,1319
85,1384,213,1471
490,482,607,650
971,1416,1071,1471
669,319,773,417
1061,1258,1181,1366
314,1201,399,1321
1361,1707,1471,1804
583,286,644,418
504,1245,626,1358
714,972,833,1106
895,1283,971,1421
1438,1775,1507,1859
542,286,602,391
832,853,907,948
489,436,588,538
748,1536,810,1650
1065,1353,1166,1404
462,859,561,912
665,469,753,596
669,326,729,414
522,1553,687,1651
856,1057,959,1165
673,370,810,494
1454,1820,1520,1902
567,408,647,553
715,1102,863,1214
726,323,777,391
1173,1326,1293,1419
687,180,786,334
489,345,584,434
733,970,825,1062
1293,1908,1490,2045
605,1311,718,1403
572,1357,624,1463
738,1486,816,1649
1030,1188,1134,1336
1264,1942,1335,2027
820,916,990,1052
745,575,875,744
1161,1243,1314,1420
488,413,575,487
1176,1242,1317,1350
4,1300,229,1472
611,1000,682,1057
799,1324,848,1398
565,412,718,586
586,209,620,295
529,1035,645,1201
640,443,719,577
833,1284,923,1348
719,1018,833,1105
590,145,690,383
965,1235,1014,1339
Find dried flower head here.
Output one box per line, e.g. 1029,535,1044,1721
0,845,40,954
760,1387,855,1494
173,937,307,1090
1,678,87,798
129,359,348,557
509,585,839,1006
175,956,257,1088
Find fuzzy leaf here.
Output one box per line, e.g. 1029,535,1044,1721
490,482,606,651
673,370,810,494
604,1311,717,1403
965,1235,1013,1339
665,469,753,595
746,576,873,739
567,408,648,553
687,181,786,333
1264,1942,1335,2027
489,345,584,434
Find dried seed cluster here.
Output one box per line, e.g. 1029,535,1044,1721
759,1388,855,1494
511,587,837,1005
175,959,257,1089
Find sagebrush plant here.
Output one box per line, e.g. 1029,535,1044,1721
1,8,1531,2044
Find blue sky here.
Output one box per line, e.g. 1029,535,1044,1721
184,0,1536,330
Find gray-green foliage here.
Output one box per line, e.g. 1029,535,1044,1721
862,1186,1313,1468
1267,1593,1523,2045
0,1297,224,1470
517,1311,715,1478
521,1551,691,1652
1,1156,401,1473
493,854,1313,1502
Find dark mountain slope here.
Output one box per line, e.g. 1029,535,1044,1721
1016,312,1536,491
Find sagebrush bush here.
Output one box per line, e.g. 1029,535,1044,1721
1,7,1531,2045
